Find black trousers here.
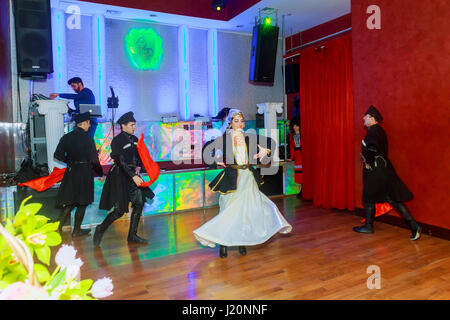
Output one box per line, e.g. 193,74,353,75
109,181,146,220
364,198,419,231
60,204,87,230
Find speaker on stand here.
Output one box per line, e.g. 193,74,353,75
13,0,53,79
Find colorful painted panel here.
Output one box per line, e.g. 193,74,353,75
143,173,174,215
82,178,108,225
204,169,221,207
284,163,300,195
0,187,15,222
174,171,204,211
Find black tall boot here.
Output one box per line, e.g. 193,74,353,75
58,205,73,233
238,246,247,256
93,211,119,246
127,208,147,244
388,200,421,240
72,206,91,237
353,203,375,234
219,245,227,258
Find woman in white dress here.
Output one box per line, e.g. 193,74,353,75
194,110,292,258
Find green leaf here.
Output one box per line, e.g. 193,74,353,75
45,232,62,247
22,216,38,237
34,263,51,283
58,293,72,300
22,203,42,216
48,268,66,290
78,279,93,291
4,220,16,235
35,246,51,266
19,195,33,209
35,215,51,228
0,280,11,290
37,221,59,233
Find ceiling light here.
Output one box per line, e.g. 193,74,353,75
212,0,226,12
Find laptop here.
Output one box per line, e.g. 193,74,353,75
79,104,102,118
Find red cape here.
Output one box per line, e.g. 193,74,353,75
136,133,160,187
17,167,66,192
361,202,393,223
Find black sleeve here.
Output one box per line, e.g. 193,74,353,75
110,138,136,179
54,136,67,163
90,138,103,177
362,131,380,165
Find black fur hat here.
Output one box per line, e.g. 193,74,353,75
365,105,383,123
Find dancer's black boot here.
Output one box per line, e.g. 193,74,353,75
93,210,118,246
58,205,73,233
72,206,91,237
238,246,247,256
353,203,375,234
219,245,227,258
388,200,421,240
127,208,147,244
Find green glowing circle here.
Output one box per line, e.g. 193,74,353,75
125,28,163,70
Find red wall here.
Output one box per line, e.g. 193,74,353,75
352,0,450,229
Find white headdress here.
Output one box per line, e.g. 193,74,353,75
223,109,244,132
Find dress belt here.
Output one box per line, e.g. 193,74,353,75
69,161,90,165
228,164,252,170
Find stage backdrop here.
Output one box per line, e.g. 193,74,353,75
31,13,284,122
352,0,450,229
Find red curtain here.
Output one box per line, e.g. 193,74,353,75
299,34,355,210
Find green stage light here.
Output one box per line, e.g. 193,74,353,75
264,17,271,25
125,28,163,70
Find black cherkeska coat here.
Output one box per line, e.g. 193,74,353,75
203,131,275,194
361,124,413,203
54,126,103,207
99,131,155,214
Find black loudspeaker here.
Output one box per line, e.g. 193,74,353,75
13,0,53,78
249,24,279,83
285,63,300,93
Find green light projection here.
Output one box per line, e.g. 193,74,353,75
125,28,163,70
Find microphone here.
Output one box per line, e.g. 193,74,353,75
107,86,118,109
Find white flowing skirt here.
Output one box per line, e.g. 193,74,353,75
193,169,292,247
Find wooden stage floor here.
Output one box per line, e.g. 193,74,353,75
62,196,450,300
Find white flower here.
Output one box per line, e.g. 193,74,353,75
65,259,83,280
55,245,78,268
26,233,47,245
91,277,113,298
0,282,50,300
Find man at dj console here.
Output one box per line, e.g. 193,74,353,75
50,77,97,137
